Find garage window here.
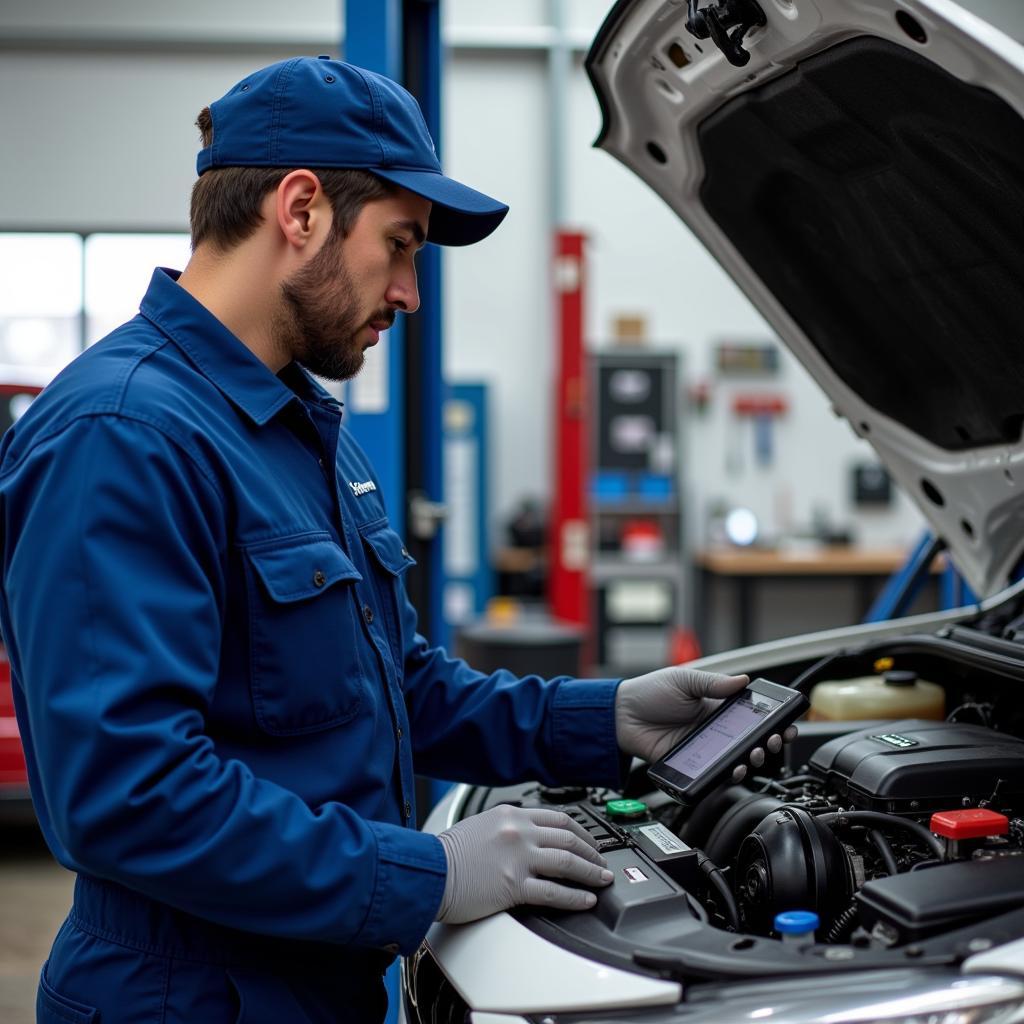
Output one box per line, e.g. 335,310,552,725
0,232,191,381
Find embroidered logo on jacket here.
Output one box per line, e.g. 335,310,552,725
349,480,378,497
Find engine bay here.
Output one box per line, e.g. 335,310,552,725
452,617,1024,981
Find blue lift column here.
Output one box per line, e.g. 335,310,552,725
343,0,447,646
343,4,446,1020
398,0,448,652
342,2,407,538
863,530,978,622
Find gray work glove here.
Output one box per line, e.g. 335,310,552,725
615,667,797,777
436,804,614,924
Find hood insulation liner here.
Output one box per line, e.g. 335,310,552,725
698,37,1024,452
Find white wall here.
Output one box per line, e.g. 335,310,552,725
442,6,927,552
0,1,340,229
6,0,1023,578
1,52,278,231
0,0,339,43
442,51,554,540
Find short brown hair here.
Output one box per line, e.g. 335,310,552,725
189,106,394,250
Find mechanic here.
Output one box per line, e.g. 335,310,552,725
0,57,787,1023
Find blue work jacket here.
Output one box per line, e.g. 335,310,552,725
0,269,623,966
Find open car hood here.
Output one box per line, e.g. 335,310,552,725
586,0,1024,598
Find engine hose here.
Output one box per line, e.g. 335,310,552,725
868,828,899,875
817,811,945,861
696,851,741,932
776,774,819,787
752,774,818,795
826,902,860,943
789,652,845,693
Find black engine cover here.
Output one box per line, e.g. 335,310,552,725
857,855,1024,943
808,719,1024,813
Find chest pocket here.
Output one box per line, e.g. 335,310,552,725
358,521,416,665
244,535,365,736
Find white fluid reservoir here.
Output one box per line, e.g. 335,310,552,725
809,670,945,721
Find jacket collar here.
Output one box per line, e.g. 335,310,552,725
139,267,339,425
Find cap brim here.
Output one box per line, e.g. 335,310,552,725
373,168,508,246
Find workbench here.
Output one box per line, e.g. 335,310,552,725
694,545,942,651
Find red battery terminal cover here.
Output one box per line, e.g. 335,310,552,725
930,808,1009,840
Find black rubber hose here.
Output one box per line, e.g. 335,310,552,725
750,773,820,797
789,652,846,694
696,851,741,932
868,828,899,875
817,811,945,861
778,774,819,785
751,777,794,796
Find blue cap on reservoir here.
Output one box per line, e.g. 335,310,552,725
774,910,819,935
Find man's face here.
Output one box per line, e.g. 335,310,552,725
277,187,429,381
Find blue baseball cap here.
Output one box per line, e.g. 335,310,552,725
196,56,508,247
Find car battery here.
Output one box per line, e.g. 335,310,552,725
619,820,702,891
559,799,701,894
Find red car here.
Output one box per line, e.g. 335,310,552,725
0,644,32,806
0,380,45,821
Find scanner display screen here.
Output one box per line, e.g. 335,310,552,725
663,691,782,779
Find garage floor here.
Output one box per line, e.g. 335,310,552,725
0,825,74,1024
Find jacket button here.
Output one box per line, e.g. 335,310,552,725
396,726,403,740
404,800,412,820
363,604,374,624
313,570,326,587
401,546,410,558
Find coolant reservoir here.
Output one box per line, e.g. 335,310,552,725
808,669,945,721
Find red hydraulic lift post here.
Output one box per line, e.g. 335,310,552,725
549,231,591,642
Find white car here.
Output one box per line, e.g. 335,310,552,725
403,2,1024,1021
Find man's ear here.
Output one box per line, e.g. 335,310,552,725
274,169,331,251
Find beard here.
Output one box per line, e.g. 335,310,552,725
276,232,394,382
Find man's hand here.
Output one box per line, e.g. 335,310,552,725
436,804,614,924
615,667,797,776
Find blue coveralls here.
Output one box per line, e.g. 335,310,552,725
0,268,623,1023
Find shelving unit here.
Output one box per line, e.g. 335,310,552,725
589,351,685,676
